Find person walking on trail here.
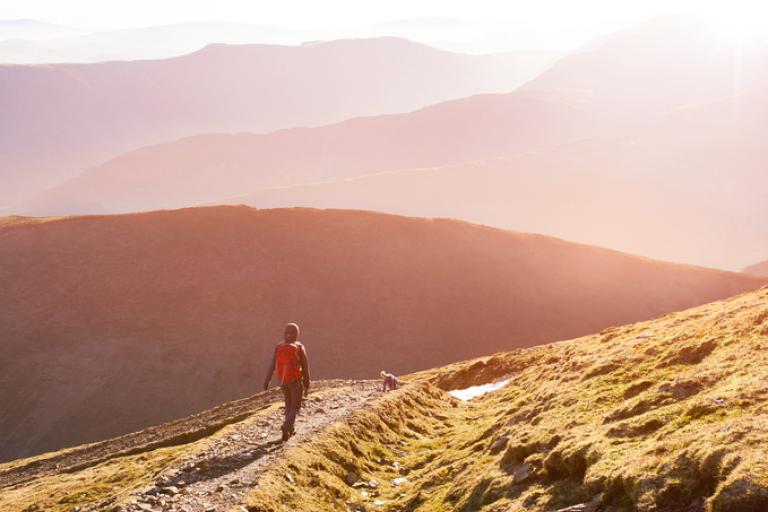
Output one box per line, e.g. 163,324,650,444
380,370,398,392
263,323,310,441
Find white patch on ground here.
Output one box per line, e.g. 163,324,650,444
448,378,511,401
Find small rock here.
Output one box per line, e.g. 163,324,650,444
345,471,360,486
513,463,537,484
285,472,295,483
159,486,179,496
391,477,408,486
554,493,603,512
215,485,225,492
489,436,509,454
230,478,240,485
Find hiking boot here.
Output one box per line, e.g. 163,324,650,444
281,425,290,442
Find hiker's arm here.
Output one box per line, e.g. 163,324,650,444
263,349,276,390
299,344,310,392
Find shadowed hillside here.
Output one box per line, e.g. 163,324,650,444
1,206,764,463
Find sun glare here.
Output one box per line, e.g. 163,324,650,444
706,8,768,42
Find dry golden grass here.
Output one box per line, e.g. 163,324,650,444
5,286,767,511
242,285,768,512
0,445,189,512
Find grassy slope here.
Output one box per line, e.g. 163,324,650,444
0,382,351,512
4,205,765,463
4,285,767,512
244,285,768,512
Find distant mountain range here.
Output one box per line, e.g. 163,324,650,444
0,19,86,41
0,18,565,63
0,37,553,209
202,88,768,270
18,18,768,269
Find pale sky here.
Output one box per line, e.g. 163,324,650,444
2,0,767,31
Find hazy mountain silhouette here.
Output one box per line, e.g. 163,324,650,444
1,206,764,462
22,17,768,217
213,88,768,270
0,18,561,63
0,37,545,208
0,19,84,40
745,260,768,276
21,90,596,214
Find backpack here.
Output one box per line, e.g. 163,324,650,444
275,342,303,384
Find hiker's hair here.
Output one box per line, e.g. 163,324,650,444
380,370,387,378
285,323,300,337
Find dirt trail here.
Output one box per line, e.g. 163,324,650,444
119,381,380,512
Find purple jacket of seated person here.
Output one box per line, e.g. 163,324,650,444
381,371,398,392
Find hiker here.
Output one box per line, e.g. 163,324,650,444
381,370,398,392
263,322,310,441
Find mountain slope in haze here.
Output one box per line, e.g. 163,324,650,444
0,19,84,40
4,286,768,512
745,260,768,277
246,286,768,512
218,88,768,270
0,18,563,63
22,90,596,214
0,37,545,208
25,17,768,216
1,206,765,463
521,17,768,126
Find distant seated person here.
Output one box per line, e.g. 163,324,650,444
380,370,398,392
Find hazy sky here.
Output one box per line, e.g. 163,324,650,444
2,0,766,30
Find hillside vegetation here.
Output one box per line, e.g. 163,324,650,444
3,286,767,511
245,285,768,512
1,206,764,462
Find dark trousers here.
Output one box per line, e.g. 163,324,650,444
280,380,303,431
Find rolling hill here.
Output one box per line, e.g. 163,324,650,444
215,88,768,270
23,17,768,216
745,260,768,277
2,279,767,512
0,37,544,208
0,206,764,463
21,90,596,214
